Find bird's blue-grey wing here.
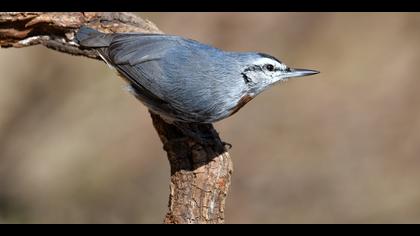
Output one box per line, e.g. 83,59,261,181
101,34,201,120
106,34,182,97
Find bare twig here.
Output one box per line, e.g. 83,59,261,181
0,12,232,224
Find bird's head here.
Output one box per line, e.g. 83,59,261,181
240,53,319,96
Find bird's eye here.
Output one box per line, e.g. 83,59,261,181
264,64,275,71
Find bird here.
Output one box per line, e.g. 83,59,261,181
76,26,319,140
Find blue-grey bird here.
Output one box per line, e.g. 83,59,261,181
76,26,319,126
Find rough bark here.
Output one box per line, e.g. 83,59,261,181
0,12,233,224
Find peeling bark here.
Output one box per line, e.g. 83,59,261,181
0,12,233,224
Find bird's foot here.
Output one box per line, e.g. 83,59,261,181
172,122,231,151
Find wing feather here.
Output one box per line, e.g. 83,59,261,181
99,34,181,98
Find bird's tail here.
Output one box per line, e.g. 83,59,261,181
76,26,114,48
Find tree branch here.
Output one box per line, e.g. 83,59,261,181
0,12,233,224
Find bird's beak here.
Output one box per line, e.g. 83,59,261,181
284,68,320,79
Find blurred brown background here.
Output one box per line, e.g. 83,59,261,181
1,13,420,223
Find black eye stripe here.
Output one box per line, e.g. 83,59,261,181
243,65,263,72
244,64,287,73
